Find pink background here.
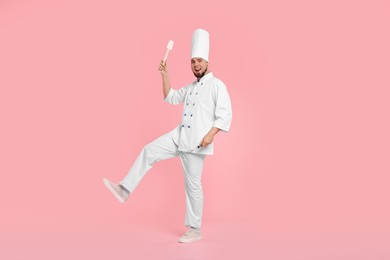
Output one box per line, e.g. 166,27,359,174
1,0,389,259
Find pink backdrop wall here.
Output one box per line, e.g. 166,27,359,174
1,0,389,259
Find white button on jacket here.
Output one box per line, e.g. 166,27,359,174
164,72,232,155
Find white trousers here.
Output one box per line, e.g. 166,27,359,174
120,128,206,230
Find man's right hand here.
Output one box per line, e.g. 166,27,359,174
160,60,171,98
158,60,168,76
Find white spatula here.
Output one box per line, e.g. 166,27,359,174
163,40,174,62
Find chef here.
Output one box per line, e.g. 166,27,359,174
103,28,232,243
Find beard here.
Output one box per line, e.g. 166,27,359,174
193,65,208,79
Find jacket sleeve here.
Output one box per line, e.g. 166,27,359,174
213,82,232,132
164,85,190,105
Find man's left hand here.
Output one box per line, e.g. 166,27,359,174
200,127,220,148
200,132,215,147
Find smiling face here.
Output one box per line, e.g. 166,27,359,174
191,57,209,80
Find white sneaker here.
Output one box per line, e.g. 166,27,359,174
178,228,202,243
102,178,129,203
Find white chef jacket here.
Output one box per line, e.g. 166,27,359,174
164,72,232,155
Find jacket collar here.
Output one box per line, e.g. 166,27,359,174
195,72,213,84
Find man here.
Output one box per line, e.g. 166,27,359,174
103,28,232,243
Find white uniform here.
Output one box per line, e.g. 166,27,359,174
164,72,232,155
120,72,232,229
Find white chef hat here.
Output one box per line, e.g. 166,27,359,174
191,28,209,62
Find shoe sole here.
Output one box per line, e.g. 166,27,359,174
178,236,202,243
103,178,126,204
